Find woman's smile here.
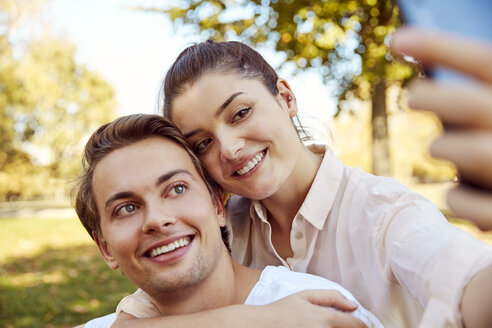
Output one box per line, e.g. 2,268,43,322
233,149,266,177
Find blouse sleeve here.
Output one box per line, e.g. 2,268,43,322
378,184,492,327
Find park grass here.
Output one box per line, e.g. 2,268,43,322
0,217,136,328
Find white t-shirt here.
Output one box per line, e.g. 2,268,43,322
83,266,383,327
83,313,116,328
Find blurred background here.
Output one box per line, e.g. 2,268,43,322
1,0,490,327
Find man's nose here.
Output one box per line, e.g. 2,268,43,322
141,205,177,234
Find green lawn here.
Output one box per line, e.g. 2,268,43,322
0,217,136,328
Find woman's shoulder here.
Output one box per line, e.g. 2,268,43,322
345,167,428,206
337,168,445,238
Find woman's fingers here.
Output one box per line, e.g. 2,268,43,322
299,289,358,311
268,290,368,328
391,27,492,230
447,186,492,231
407,79,492,129
323,308,368,328
390,27,492,83
430,131,492,189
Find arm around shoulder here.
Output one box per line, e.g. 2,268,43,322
110,290,367,328
111,306,241,328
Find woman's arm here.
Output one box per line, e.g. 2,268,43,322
461,265,492,328
390,27,492,327
111,290,367,328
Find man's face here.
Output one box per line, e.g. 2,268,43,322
92,137,226,296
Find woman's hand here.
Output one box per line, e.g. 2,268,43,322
391,27,492,230
258,290,367,328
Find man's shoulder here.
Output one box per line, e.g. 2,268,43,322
249,266,354,304
261,266,348,291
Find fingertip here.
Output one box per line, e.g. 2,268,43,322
390,27,420,55
407,78,444,107
447,185,492,231
428,136,443,158
344,299,358,309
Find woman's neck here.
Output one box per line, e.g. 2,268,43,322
261,145,322,255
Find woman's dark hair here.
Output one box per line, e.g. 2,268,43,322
161,39,309,140
162,39,278,119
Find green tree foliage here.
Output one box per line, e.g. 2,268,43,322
14,38,116,178
143,0,414,176
0,0,116,200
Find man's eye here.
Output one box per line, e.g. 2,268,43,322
232,107,251,122
194,138,212,153
115,204,137,217
168,184,187,197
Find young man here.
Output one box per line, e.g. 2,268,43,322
74,114,382,328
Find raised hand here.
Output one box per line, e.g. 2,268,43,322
391,27,492,230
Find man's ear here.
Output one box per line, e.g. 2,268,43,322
213,190,227,228
276,78,298,118
93,231,119,270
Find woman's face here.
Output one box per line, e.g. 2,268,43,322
170,73,304,200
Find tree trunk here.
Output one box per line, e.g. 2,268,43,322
371,79,391,176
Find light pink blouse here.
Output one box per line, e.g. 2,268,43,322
227,145,492,327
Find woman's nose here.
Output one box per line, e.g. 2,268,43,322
218,130,244,161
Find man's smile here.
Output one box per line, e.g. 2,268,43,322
146,235,194,258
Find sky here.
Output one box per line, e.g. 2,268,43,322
36,0,337,132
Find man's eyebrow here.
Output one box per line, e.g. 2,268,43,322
155,169,192,187
184,92,244,139
105,191,136,212
104,169,192,211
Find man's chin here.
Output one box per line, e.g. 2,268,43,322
142,260,209,295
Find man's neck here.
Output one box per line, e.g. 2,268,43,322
150,253,262,315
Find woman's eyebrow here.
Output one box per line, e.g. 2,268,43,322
184,130,199,139
215,92,244,116
184,92,245,139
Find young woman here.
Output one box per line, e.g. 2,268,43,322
113,35,492,327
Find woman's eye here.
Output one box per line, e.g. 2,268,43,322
168,184,187,197
194,138,212,153
232,107,251,123
115,204,137,217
